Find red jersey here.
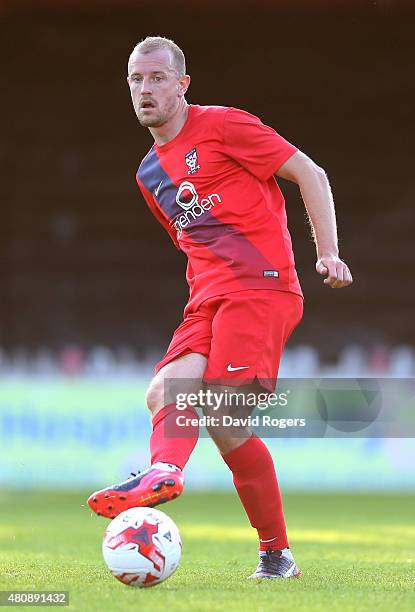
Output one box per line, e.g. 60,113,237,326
136,105,303,310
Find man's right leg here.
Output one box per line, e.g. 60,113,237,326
87,352,207,518
147,352,207,468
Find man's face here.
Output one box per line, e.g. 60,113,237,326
127,49,188,128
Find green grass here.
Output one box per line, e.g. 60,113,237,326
0,491,414,611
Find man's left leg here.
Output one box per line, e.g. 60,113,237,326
222,435,289,552
203,385,301,579
201,290,303,578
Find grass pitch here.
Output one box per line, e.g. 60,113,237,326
0,490,414,611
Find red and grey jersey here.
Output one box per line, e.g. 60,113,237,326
136,104,303,310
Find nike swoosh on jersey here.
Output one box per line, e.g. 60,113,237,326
227,364,250,371
155,180,163,197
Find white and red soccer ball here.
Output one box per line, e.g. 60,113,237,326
102,507,182,587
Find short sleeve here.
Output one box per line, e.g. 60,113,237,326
223,107,298,181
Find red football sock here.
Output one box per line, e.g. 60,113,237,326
150,403,199,470
222,434,289,551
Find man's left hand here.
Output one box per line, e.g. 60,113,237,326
316,256,353,289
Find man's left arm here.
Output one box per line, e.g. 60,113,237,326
276,150,353,289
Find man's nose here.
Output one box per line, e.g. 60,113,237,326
140,77,152,94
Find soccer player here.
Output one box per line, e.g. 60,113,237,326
88,36,353,579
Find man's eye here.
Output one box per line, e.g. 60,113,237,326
133,76,142,82
154,76,163,82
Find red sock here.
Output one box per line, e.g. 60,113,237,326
150,404,199,470
222,434,289,551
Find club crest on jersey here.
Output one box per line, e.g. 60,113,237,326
185,147,201,175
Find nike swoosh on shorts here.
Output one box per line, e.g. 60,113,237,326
227,364,250,372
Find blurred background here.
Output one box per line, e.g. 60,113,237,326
1,0,414,492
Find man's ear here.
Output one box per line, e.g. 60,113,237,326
178,75,191,96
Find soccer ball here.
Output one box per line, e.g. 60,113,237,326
102,507,182,587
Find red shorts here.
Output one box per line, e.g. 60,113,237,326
155,289,303,392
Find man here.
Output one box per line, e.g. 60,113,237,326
88,36,352,579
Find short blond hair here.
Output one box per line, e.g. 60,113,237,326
132,36,186,77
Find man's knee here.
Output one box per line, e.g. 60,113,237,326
145,373,204,415
145,353,208,415
145,377,165,415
